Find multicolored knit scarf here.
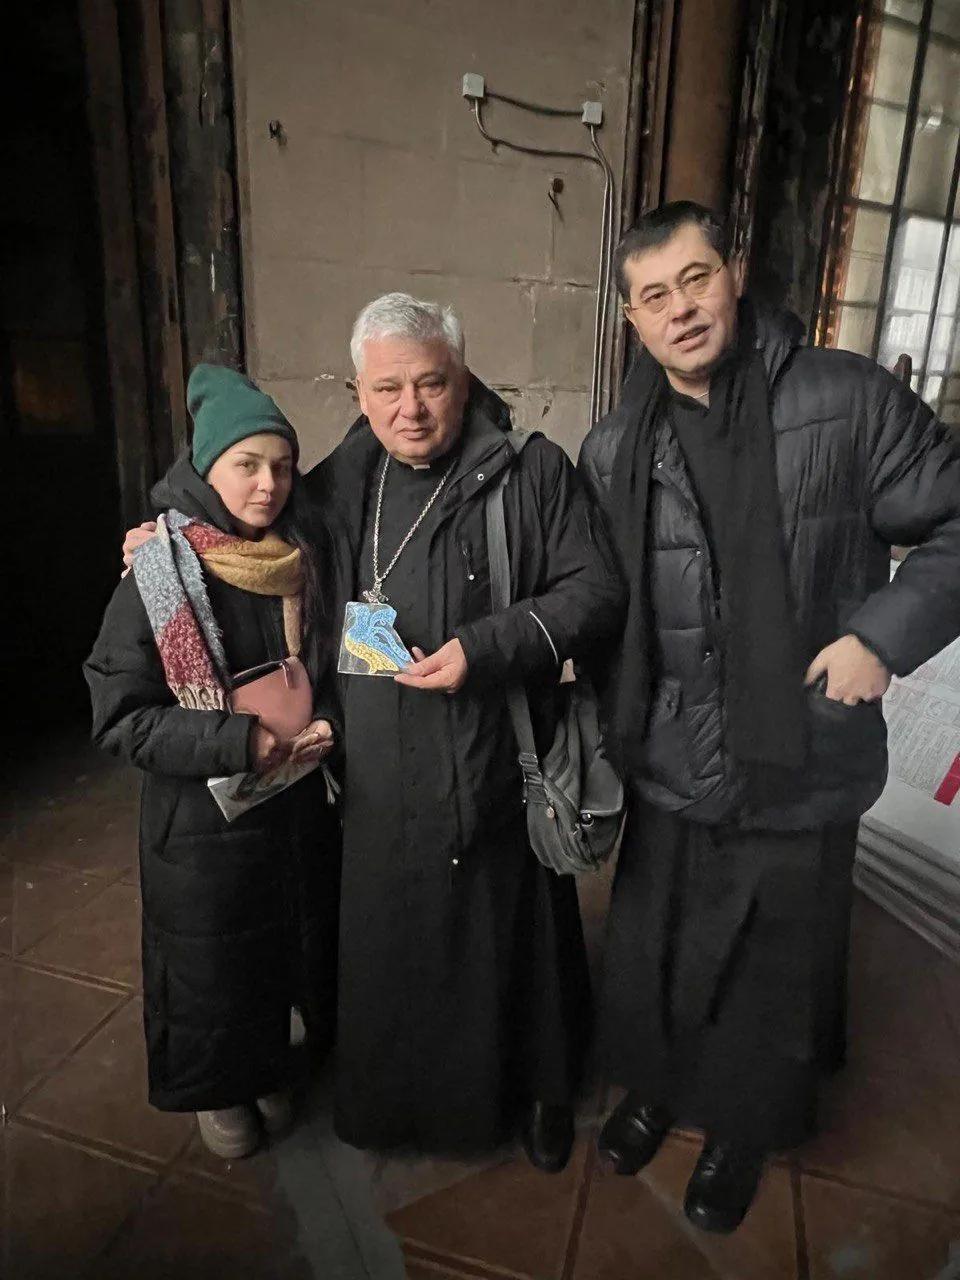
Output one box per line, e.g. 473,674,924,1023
132,510,304,710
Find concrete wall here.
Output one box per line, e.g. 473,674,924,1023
231,0,640,470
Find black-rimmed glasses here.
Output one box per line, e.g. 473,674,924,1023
625,262,725,317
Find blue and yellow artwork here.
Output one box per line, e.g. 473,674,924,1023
338,601,414,677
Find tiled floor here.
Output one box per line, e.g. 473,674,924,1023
2,733,959,1279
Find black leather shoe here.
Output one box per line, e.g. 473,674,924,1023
597,1093,673,1175
521,1101,574,1174
683,1139,766,1234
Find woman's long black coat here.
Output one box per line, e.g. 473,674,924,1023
84,460,340,1112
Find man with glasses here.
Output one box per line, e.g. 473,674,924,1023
579,201,960,1232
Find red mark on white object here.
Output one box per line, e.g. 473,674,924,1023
933,752,960,805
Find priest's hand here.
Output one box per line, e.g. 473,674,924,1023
289,719,335,765
804,634,891,706
395,641,469,695
122,521,158,574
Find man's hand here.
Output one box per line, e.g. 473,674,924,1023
288,719,336,765
804,634,892,706
394,640,469,695
250,723,289,774
122,521,158,571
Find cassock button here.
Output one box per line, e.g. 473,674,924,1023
477,473,485,482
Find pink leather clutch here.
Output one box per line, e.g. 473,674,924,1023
229,657,312,741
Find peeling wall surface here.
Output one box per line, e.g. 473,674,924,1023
232,0,639,469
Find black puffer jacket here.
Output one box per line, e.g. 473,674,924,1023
579,306,960,830
84,459,340,1111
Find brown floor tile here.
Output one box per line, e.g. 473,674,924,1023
388,1139,589,1279
5,964,123,1106
95,1178,310,1280
174,1130,276,1206
121,859,141,889
7,862,110,957
5,1122,156,1280
7,802,137,881
23,880,141,988
0,860,12,954
936,956,960,1040
370,1147,513,1217
800,1055,960,1208
847,906,960,1069
847,957,960,1071
405,1260,495,1279
803,1174,960,1279
572,1136,797,1280
0,1128,6,1274
0,737,135,815
0,963,9,1105
850,896,946,983
20,997,193,1163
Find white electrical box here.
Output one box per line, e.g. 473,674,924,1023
462,73,486,101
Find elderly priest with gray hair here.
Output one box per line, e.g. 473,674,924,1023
306,292,625,1169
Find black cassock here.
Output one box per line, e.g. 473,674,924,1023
598,802,859,1151
308,403,625,1154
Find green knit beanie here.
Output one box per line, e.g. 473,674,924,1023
187,364,299,477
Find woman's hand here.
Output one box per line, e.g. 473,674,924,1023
122,521,158,575
251,724,289,774
288,719,335,765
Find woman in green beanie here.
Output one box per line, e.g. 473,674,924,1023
85,365,341,1159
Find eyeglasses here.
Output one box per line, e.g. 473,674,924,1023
625,262,725,317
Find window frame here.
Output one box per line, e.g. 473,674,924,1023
816,0,960,422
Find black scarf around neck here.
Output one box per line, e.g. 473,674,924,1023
605,309,806,780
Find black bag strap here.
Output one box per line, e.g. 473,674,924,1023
484,438,544,789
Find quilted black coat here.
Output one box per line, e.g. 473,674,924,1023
579,306,960,830
84,459,340,1111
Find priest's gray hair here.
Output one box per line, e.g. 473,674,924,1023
350,292,465,372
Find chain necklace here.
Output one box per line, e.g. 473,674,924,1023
362,454,455,604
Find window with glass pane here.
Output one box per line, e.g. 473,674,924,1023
820,0,960,423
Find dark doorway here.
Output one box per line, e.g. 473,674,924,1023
1,0,122,732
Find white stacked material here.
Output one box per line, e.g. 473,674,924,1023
855,567,960,962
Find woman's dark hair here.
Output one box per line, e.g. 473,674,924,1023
614,201,730,300
274,476,335,683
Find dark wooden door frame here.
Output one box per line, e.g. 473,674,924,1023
163,0,244,375
79,0,154,529
79,0,244,522
610,0,678,404
728,0,784,263
117,0,190,474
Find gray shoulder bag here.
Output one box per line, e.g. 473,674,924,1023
485,436,624,875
